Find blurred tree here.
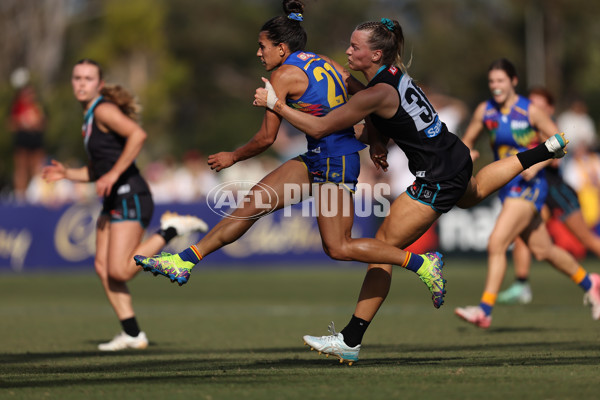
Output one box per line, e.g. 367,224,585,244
0,0,71,88
163,0,372,157
1,0,599,196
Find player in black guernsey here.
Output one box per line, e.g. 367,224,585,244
255,17,568,362
42,59,207,351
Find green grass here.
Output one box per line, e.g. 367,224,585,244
1,259,599,400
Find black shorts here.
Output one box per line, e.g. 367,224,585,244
406,157,473,213
14,130,44,150
100,174,154,228
545,168,580,220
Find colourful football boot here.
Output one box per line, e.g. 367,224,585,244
416,251,446,308
134,252,194,286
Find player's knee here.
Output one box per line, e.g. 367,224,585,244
107,264,132,282
94,260,107,280
528,246,548,262
375,226,393,244
487,239,509,255
322,242,352,261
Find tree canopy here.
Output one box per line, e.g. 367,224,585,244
1,0,599,190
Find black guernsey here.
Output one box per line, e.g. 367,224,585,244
82,98,149,195
367,66,470,182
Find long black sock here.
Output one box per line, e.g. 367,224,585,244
157,227,177,244
121,317,141,337
516,143,552,170
340,315,370,347
517,277,529,284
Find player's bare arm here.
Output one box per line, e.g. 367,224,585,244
254,78,392,139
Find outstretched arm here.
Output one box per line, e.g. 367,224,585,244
208,66,302,172
42,160,90,183
208,112,281,172
254,77,391,140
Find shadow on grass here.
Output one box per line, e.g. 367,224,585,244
1,337,599,390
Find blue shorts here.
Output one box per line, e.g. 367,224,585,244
299,152,360,193
498,173,548,212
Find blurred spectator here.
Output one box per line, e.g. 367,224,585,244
171,150,220,202
144,156,178,204
562,148,600,230
556,99,597,154
558,99,600,230
8,68,46,202
423,85,469,135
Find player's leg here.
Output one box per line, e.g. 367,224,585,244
455,199,534,328
352,193,443,320
305,192,442,363
498,237,533,304
457,133,568,209
523,213,600,320
134,158,311,284
94,217,148,351
564,210,600,258
198,158,310,255
12,148,29,200
315,184,433,266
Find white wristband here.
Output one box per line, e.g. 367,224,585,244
265,80,279,110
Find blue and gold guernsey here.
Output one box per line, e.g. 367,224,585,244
483,95,547,210
283,51,365,190
483,95,539,160
283,51,366,158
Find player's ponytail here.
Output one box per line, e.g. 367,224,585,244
100,85,141,122
260,0,307,53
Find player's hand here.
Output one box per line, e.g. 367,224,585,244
95,171,119,197
253,77,278,109
369,142,389,172
469,149,480,162
208,151,235,172
42,160,66,182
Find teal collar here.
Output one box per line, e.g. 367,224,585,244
84,95,104,124
374,65,387,77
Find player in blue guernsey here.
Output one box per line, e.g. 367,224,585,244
498,87,600,307
42,59,208,351
456,58,600,328
254,19,573,362
134,1,447,343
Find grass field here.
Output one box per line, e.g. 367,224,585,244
1,259,599,400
